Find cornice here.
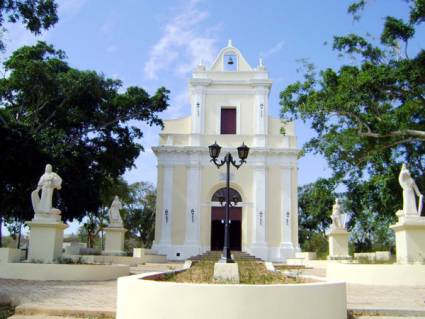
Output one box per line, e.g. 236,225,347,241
152,145,299,156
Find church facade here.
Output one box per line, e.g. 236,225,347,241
151,41,299,262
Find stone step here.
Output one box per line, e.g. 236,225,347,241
355,317,425,319
9,316,78,319
349,308,425,318
189,250,262,261
14,304,115,318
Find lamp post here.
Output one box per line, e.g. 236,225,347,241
208,141,250,263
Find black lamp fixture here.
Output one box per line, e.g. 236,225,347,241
208,141,221,159
208,141,250,263
227,56,234,65
237,142,249,162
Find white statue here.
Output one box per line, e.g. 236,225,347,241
399,164,423,217
331,198,345,230
108,196,123,227
31,164,62,218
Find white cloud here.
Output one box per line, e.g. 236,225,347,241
144,0,218,79
163,90,190,119
261,40,285,58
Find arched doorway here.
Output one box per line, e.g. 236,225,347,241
210,187,242,251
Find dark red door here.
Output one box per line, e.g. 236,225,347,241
211,207,241,251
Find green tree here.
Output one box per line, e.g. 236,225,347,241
298,178,336,257
122,182,156,248
280,0,425,252
0,0,58,51
86,177,132,250
0,42,169,245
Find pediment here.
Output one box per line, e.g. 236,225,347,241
209,40,252,72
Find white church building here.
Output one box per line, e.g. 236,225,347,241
151,41,299,262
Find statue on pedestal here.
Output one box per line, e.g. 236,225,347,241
31,164,62,220
331,199,345,230
108,196,123,227
399,164,423,217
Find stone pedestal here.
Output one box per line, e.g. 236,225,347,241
213,262,239,283
390,215,425,264
104,227,127,255
27,220,68,263
328,228,350,259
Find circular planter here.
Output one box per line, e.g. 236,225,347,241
116,272,346,319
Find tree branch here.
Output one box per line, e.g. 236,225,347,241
331,109,373,134
79,114,134,136
360,129,425,140
31,98,67,135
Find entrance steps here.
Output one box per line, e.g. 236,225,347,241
189,250,262,261
9,304,115,319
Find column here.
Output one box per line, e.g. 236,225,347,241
250,163,268,259
280,165,294,260
184,155,202,256
158,164,173,247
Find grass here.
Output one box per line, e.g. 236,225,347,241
0,305,13,319
150,258,306,284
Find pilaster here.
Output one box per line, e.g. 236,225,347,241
184,155,202,255
190,85,207,144
250,162,268,260
279,165,295,260
253,86,269,147
158,164,173,246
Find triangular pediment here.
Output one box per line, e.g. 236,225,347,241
209,40,252,72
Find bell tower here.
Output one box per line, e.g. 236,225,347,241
188,40,272,147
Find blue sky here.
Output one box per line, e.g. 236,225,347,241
2,0,423,235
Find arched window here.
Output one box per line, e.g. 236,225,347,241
211,187,242,204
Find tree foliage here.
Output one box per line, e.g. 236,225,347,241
281,0,425,252
298,178,336,257
77,180,157,250
0,41,169,225
121,181,156,248
0,0,58,50
281,0,425,177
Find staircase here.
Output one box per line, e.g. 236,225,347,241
189,250,263,262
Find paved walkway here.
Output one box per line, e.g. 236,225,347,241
0,263,183,313
0,262,424,316
348,284,425,312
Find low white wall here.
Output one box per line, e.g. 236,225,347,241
0,263,129,281
296,252,317,260
64,253,166,266
304,260,331,269
353,251,391,262
327,262,425,286
0,248,22,263
116,273,346,319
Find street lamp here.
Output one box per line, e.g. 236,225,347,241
208,141,250,263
